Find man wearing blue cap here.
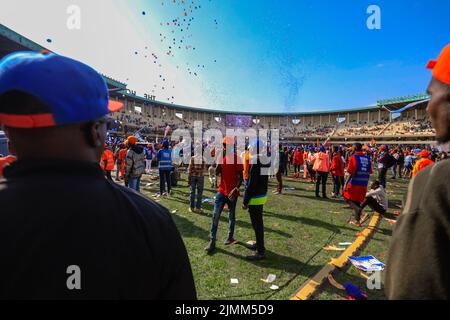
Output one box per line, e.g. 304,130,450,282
0,51,196,299
242,139,269,260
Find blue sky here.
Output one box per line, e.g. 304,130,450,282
1,0,449,112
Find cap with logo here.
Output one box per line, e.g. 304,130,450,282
0,51,123,128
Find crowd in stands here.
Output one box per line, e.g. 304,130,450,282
334,121,388,137
383,119,435,136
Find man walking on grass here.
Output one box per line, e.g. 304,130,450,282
205,136,243,254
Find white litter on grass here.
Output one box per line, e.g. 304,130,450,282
203,198,215,204
261,274,277,283
284,187,296,191
338,242,353,246
246,240,256,246
230,278,239,285
171,210,178,214
270,285,279,290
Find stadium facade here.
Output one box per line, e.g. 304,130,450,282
0,23,435,145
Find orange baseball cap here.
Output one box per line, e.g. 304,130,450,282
418,150,430,158
223,136,234,145
427,44,450,85
127,136,138,145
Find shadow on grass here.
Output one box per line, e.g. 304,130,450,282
264,211,358,234
166,196,293,238
213,247,320,276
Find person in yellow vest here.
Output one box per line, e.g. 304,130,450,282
411,150,434,177
100,144,115,181
242,139,269,261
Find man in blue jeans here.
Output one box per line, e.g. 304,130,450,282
157,139,173,196
125,136,145,192
205,137,243,254
188,144,206,213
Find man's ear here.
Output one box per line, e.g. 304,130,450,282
91,121,106,148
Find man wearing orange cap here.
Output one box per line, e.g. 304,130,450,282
411,150,434,177
125,136,146,192
100,144,115,181
386,44,450,299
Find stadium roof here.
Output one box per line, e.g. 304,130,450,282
0,23,429,117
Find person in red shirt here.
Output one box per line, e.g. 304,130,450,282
293,147,304,178
343,143,373,226
205,136,243,254
0,155,17,179
330,146,345,198
118,140,129,186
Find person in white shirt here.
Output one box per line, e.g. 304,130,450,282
357,180,388,225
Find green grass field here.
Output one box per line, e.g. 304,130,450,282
138,169,408,300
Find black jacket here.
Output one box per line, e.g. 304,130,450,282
386,159,450,300
0,159,196,300
243,158,269,207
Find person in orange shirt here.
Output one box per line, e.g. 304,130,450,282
313,146,331,198
118,140,129,185
100,144,115,181
0,154,17,179
293,147,304,178
242,146,251,184
303,149,309,179
411,150,434,177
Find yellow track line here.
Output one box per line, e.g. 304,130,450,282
290,212,381,300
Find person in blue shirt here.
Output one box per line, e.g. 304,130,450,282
403,151,414,178
157,139,174,196
144,143,155,174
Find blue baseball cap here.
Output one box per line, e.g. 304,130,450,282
0,51,123,128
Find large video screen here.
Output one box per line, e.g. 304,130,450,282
225,115,253,127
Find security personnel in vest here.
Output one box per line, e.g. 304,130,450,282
343,143,373,225
157,139,174,196
100,143,115,181
242,139,269,261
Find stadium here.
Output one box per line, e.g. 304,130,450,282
0,0,449,307
0,24,436,146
